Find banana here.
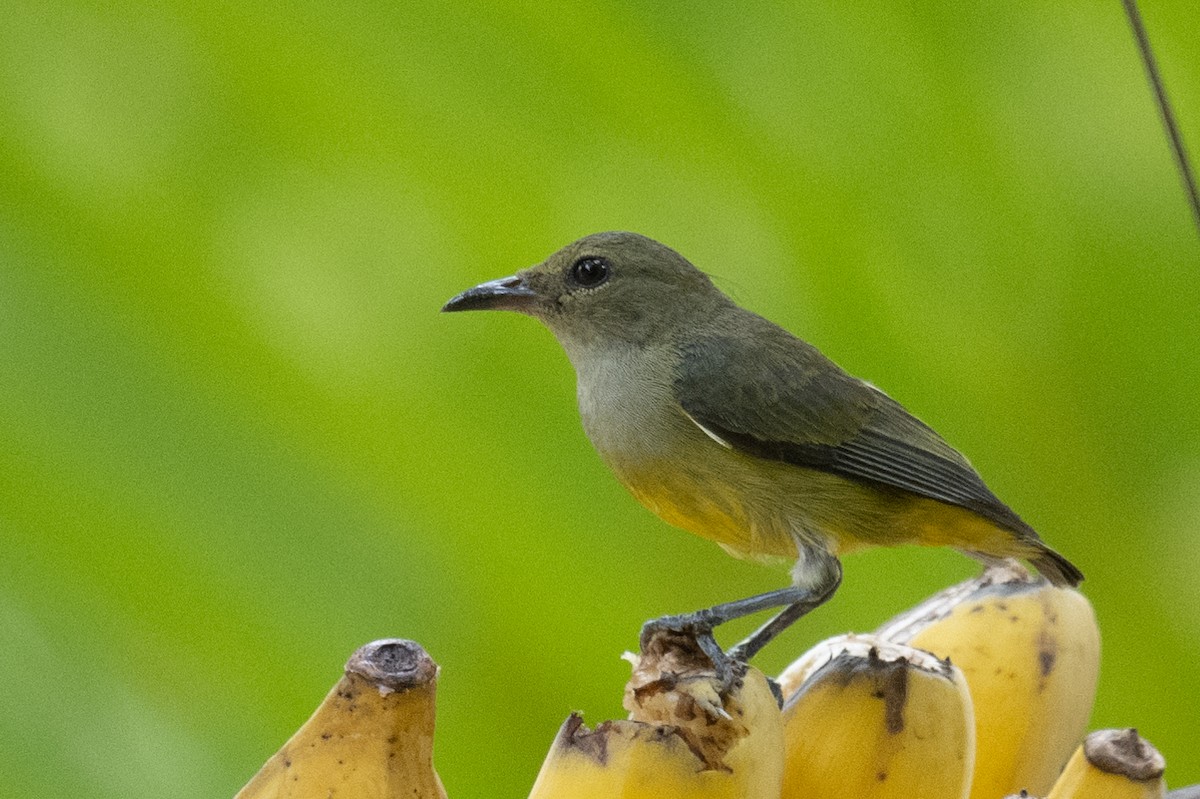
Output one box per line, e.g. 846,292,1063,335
877,564,1100,799
1047,728,1166,799
235,639,447,799
527,629,784,799
777,634,975,799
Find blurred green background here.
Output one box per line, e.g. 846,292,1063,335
2,1,1197,795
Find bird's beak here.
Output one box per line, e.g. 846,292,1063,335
441,274,537,313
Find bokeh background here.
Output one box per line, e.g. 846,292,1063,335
2,1,1198,795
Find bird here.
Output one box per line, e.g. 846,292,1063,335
442,231,1082,673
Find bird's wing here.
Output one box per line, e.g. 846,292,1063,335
674,329,1025,531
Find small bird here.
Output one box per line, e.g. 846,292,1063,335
443,232,1081,670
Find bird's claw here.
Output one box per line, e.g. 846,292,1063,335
639,612,741,693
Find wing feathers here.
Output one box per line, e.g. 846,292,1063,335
675,330,1029,535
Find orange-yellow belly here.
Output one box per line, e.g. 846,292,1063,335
612,450,1031,564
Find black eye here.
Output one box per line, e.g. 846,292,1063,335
570,256,610,288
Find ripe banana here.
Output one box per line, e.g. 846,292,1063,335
235,639,447,799
777,634,975,799
527,629,784,799
877,564,1100,799
1047,728,1166,799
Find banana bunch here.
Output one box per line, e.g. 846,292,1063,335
876,564,1101,799
235,639,447,799
235,569,1193,797
526,564,1107,798
519,565,1106,798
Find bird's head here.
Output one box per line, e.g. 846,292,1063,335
442,232,725,349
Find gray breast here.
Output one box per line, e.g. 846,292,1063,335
571,342,695,464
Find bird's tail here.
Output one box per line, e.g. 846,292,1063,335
1031,544,1084,587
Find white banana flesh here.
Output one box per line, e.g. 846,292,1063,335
527,629,784,799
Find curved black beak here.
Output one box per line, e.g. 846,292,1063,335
442,275,536,313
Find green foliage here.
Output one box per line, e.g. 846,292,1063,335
1,2,1197,795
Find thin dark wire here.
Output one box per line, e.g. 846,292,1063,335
1121,0,1200,238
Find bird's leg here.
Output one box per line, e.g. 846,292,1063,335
729,556,842,662
640,552,842,689
639,586,818,683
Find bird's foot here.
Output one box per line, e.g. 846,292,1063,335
639,611,740,693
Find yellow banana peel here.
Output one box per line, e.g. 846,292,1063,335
527,629,784,799
877,564,1100,799
1048,728,1166,799
778,634,975,799
235,639,447,799
230,576,1177,799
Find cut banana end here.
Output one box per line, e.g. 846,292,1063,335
235,639,447,799
527,630,784,799
877,564,1100,799
1048,728,1166,799
778,634,975,799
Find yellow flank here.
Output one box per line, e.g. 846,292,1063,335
898,498,1010,548
622,475,774,558
614,450,1032,563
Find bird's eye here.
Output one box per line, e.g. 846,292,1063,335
570,257,610,288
